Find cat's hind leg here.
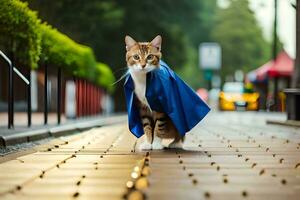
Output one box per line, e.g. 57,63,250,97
169,140,183,149
168,135,185,149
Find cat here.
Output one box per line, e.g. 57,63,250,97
125,35,184,150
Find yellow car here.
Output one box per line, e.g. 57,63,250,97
219,82,259,111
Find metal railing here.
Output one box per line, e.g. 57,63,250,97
0,50,30,128
0,50,62,129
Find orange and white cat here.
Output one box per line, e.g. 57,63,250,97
125,35,184,150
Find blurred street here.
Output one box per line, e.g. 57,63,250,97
0,111,299,200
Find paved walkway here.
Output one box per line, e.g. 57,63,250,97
0,112,299,200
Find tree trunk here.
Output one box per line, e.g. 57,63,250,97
292,0,300,88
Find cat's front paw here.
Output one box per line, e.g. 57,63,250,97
152,138,164,150
139,141,152,150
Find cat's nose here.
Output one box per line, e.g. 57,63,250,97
141,64,146,68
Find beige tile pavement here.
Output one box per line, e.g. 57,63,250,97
0,112,299,200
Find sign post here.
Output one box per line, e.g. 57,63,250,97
199,43,222,90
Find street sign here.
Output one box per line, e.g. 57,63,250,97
199,43,221,70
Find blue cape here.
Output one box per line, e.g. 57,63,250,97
124,61,210,138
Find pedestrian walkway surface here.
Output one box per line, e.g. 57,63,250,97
0,112,299,200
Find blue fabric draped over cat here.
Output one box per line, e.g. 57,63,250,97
124,60,210,138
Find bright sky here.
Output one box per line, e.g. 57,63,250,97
218,0,296,58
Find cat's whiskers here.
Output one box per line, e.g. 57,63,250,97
111,70,129,86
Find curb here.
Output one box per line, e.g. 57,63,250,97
266,119,300,128
0,115,127,147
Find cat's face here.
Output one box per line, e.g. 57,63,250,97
125,35,162,74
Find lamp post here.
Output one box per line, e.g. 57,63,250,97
273,0,279,110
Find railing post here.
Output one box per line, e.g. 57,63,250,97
27,70,31,127
8,55,14,129
57,67,61,124
44,63,48,125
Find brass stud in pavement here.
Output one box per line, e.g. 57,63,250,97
223,178,228,183
131,172,139,179
259,169,265,175
127,190,144,200
188,173,194,177
135,177,149,190
126,181,134,189
141,166,150,176
192,179,198,185
204,191,210,198
242,191,248,197
266,147,269,152
73,192,79,198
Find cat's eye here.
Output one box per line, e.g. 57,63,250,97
147,54,154,60
133,54,140,60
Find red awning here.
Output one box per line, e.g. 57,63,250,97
256,60,274,81
268,51,294,77
247,60,274,82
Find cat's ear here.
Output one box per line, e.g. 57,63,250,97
125,35,137,51
150,35,162,51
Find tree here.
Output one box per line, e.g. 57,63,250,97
25,0,217,109
212,0,270,81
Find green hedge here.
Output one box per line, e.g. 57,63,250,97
0,0,41,69
40,24,96,79
40,24,115,91
95,63,115,93
0,0,115,91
